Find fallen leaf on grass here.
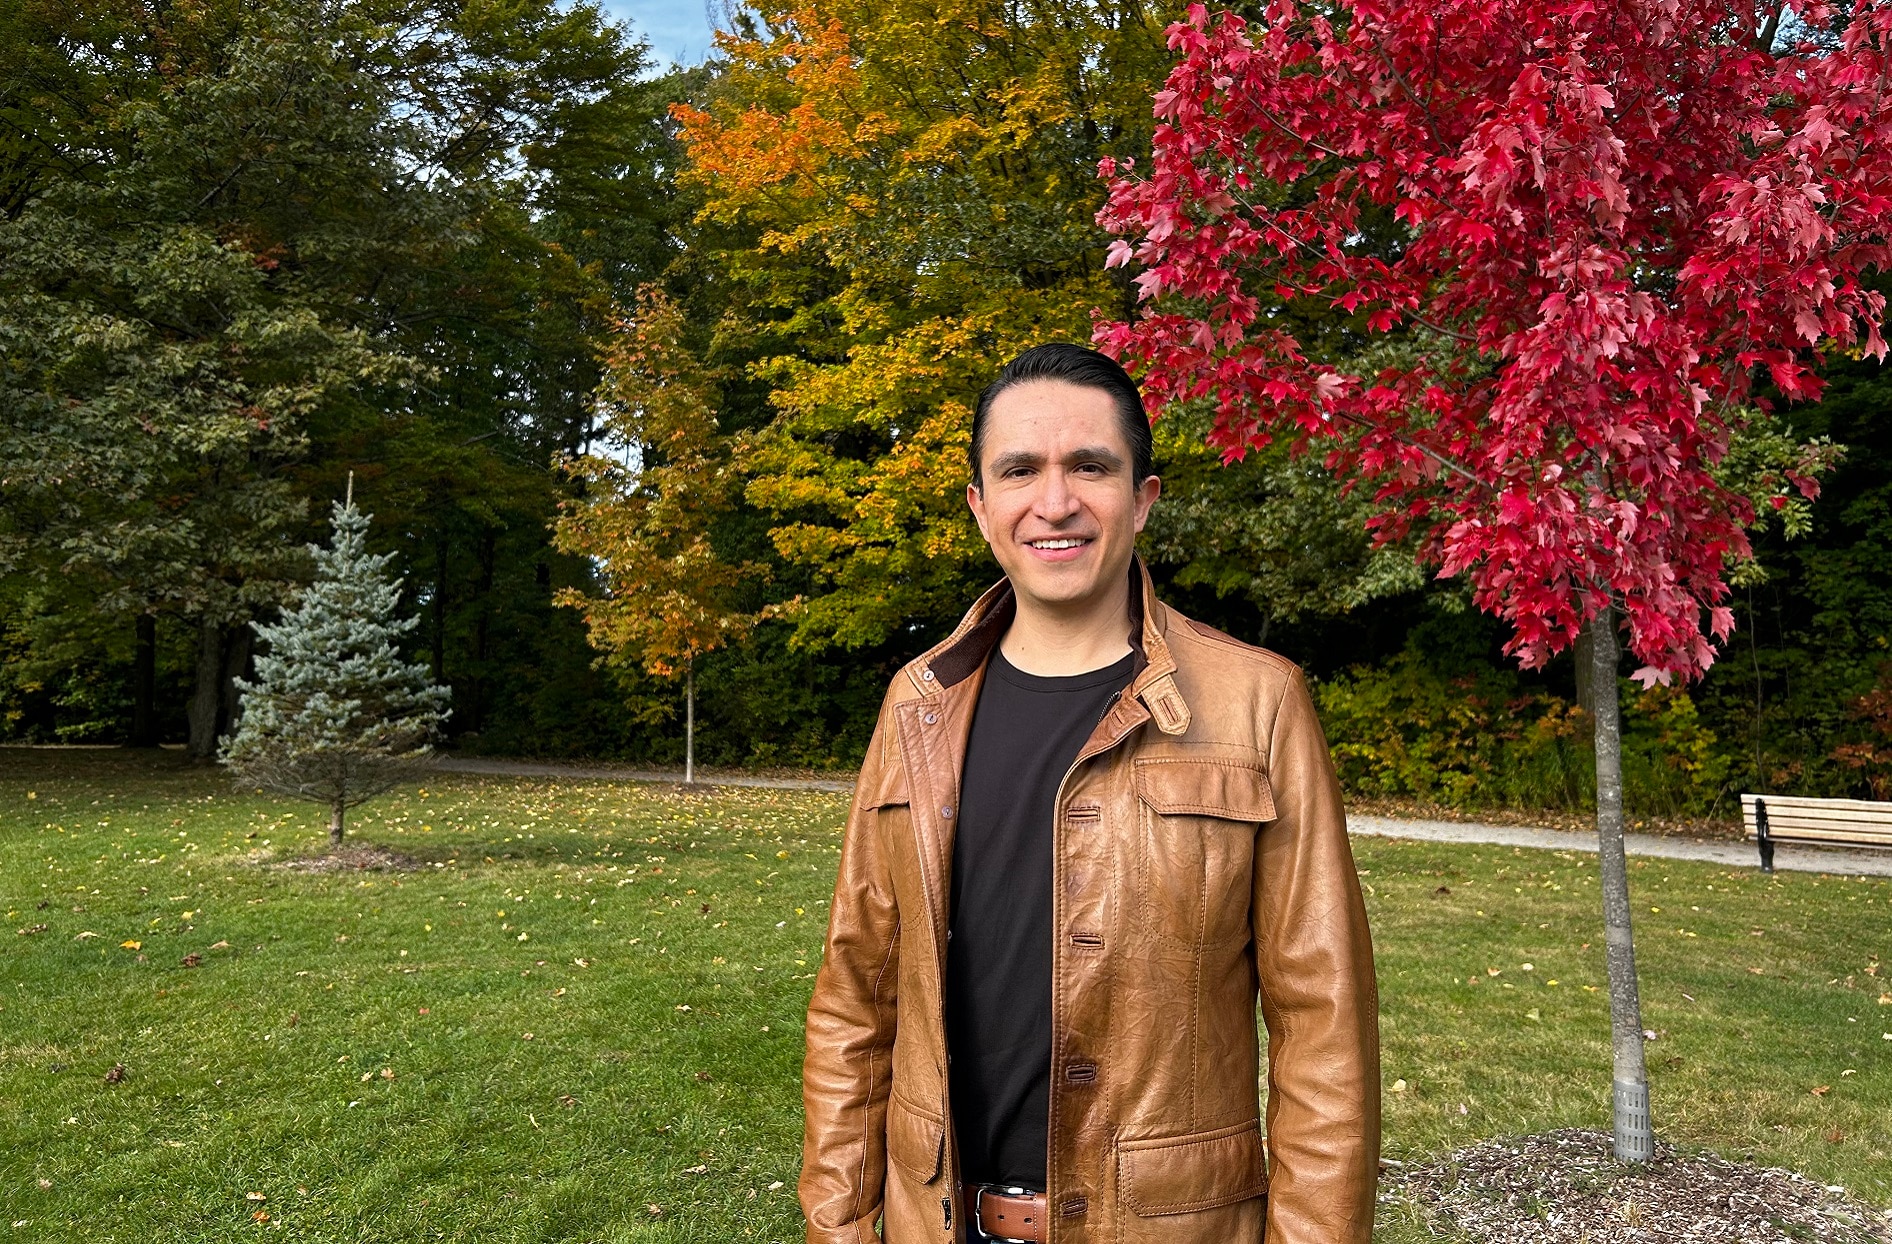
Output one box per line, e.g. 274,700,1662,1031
252,1211,269,1223
75,931,98,940
104,1064,125,1084
684,1164,709,1175
1811,1085,1831,1096
245,1193,266,1203
557,1094,577,1108
645,1204,662,1217
180,953,202,968
768,1181,784,1191
121,941,141,950
18,925,48,936
1825,1128,1846,1143
208,941,230,950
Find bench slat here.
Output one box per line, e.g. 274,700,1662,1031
1741,794,1892,817
1739,793,1892,851
1743,825,1892,846
1744,809,1892,829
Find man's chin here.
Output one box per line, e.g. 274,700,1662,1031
1009,570,1108,611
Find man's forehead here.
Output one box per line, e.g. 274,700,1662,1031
981,379,1129,452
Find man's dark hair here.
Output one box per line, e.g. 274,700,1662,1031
969,343,1154,490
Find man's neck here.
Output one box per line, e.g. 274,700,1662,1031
997,576,1135,677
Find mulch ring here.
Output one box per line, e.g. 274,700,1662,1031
270,843,427,873
1386,1129,1892,1243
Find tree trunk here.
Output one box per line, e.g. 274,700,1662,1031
219,622,252,736
469,527,496,734
684,665,695,786
330,799,345,847
431,530,448,687
1591,605,1653,1162
130,614,158,747
186,619,223,760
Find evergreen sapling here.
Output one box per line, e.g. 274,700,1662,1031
224,489,450,846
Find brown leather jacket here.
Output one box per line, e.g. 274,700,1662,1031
800,562,1380,1244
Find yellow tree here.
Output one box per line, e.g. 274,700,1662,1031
673,1,1181,650
553,286,753,781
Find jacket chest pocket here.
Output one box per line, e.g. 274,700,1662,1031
1129,758,1275,951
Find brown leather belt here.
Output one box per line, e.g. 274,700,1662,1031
959,1181,1048,1243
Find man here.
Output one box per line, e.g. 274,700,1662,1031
800,343,1379,1244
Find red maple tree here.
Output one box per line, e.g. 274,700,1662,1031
1096,0,1891,684
1096,0,1892,1161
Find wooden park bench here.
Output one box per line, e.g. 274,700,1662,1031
1741,793,1892,873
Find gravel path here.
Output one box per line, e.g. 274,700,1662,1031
436,757,1892,878
1348,813,1892,878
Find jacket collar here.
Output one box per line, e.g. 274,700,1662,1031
909,556,1192,736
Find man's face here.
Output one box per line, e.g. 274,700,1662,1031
966,379,1160,616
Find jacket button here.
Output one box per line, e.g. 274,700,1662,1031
921,669,935,681
923,712,937,725
941,806,954,819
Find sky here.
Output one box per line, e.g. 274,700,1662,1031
599,0,718,69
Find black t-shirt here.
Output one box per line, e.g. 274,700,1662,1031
945,647,1135,1189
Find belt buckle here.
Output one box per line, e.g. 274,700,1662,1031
973,1184,1035,1244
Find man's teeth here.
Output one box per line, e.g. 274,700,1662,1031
1029,539,1087,549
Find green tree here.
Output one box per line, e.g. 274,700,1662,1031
224,487,451,846
1,0,686,759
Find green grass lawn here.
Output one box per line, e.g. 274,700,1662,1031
2,749,1887,1242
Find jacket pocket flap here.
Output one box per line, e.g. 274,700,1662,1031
857,759,911,811
1133,759,1276,822
1118,1120,1267,1217
884,1094,944,1183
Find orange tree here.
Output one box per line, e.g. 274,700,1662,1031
672,1,1184,651
552,287,754,780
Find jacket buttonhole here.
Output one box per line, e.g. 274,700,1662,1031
1060,1195,1089,1217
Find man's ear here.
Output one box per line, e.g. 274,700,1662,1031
1132,474,1161,534
966,480,991,544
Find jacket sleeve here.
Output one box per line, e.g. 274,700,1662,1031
1254,666,1381,1244
799,696,905,1244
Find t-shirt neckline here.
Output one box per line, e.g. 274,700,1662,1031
988,647,1136,693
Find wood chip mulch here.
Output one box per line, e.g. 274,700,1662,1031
1385,1129,1892,1243
270,844,426,872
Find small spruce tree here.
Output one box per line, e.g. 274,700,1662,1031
224,485,451,846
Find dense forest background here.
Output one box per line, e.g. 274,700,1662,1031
4,0,1890,819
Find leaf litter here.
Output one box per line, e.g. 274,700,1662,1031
1388,1129,1892,1243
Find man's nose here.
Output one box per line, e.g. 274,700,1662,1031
1032,468,1082,520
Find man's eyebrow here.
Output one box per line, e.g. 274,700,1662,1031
988,446,1126,474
